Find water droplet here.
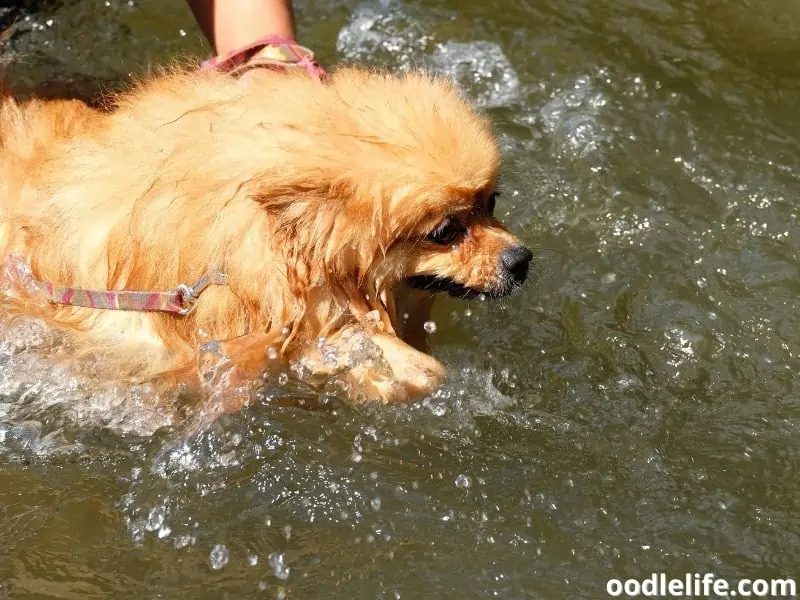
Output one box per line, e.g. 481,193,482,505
173,534,195,549
179,28,186,36
430,402,447,417
269,553,291,580
454,474,472,489
371,497,382,511
423,320,437,334
145,505,165,532
267,346,278,360
248,554,259,566
350,451,363,463
209,544,229,570
283,525,292,540
277,373,288,385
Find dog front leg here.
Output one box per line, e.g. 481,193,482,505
370,332,446,399
298,325,446,404
214,328,441,407
147,330,286,422
159,325,446,416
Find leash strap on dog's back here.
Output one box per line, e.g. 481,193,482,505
35,272,228,316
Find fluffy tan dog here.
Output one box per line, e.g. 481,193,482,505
0,66,532,410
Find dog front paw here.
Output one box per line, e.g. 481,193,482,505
297,328,445,404
369,333,446,399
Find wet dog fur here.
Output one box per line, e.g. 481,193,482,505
0,66,532,412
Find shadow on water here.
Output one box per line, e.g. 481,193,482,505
2,0,800,598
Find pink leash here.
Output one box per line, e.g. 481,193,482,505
34,272,228,315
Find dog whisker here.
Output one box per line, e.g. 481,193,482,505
529,245,571,259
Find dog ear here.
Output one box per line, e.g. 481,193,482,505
254,179,385,266
249,188,394,341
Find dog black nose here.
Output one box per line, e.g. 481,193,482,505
500,246,533,284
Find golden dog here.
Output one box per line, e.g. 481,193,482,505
0,66,532,410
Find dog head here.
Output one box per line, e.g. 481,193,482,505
320,70,533,301
238,68,531,330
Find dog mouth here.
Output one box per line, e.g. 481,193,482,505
405,274,521,300
406,246,534,300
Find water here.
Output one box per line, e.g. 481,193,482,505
2,0,800,598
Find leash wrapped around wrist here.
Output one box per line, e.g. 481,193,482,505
34,272,229,316
200,35,326,80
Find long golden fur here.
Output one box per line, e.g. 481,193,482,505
0,65,531,412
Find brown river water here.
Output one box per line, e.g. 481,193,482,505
1,0,799,598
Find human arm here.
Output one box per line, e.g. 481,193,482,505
186,0,296,54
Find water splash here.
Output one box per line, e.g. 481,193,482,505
336,3,433,70
429,41,521,109
538,73,611,158
337,3,521,110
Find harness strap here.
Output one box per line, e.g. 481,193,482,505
200,35,327,81
30,42,319,315
34,272,228,316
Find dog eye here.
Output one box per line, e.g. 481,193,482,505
427,217,465,245
487,191,499,215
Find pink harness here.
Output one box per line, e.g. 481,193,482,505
200,35,327,80
34,272,228,315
